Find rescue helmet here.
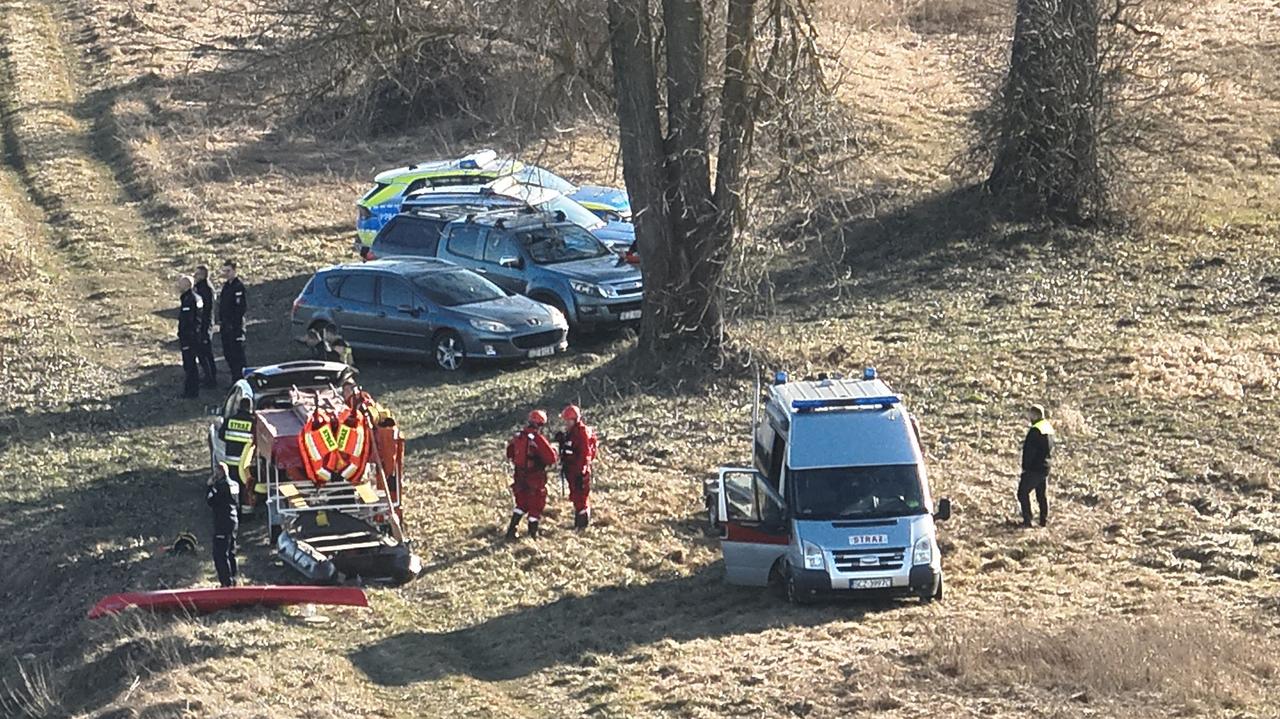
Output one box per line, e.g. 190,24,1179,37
528,409,548,426
561,404,581,422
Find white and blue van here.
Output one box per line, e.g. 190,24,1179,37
709,369,952,604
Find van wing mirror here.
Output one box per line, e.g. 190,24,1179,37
934,497,952,522
499,256,523,269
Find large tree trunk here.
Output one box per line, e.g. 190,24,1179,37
988,0,1102,223
608,0,757,359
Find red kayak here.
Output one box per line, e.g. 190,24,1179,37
87,585,369,619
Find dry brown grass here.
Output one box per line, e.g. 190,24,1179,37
928,613,1279,708
1,0,1279,717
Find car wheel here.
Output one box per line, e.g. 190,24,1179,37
785,563,812,606
921,574,943,604
432,330,466,372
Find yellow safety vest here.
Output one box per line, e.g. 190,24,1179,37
1032,419,1055,435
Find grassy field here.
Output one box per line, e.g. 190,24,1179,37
1,0,1279,717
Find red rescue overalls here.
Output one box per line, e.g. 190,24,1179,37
561,422,598,519
507,424,558,521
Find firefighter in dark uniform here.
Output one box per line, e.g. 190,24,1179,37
193,264,217,388
206,463,240,587
217,259,248,379
219,398,254,508
1018,404,1055,528
176,275,202,399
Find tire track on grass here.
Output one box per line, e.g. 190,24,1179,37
0,0,176,360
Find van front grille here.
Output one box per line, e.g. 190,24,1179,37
830,547,905,572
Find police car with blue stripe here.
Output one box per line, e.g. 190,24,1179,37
355,150,632,252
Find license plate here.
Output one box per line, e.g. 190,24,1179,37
528,346,556,358
850,578,892,590
619,310,642,321
848,534,888,546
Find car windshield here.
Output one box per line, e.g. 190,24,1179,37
789,465,926,520
535,194,604,230
519,225,610,264
512,166,577,194
410,269,505,306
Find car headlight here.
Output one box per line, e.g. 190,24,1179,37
802,540,825,571
913,535,933,566
569,280,610,298
469,318,511,333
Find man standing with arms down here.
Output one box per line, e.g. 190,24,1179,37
556,405,598,530
193,265,217,388
206,463,240,587
176,275,202,399
505,410,558,540
1018,404,1054,528
217,259,248,379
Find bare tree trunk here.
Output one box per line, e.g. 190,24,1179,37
608,0,758,359
988,0,1102,223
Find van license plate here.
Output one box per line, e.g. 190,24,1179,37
849,534,888,546
528,346,556,358
620,310,642,321
850,578,892,590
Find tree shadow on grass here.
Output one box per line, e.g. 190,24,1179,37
349,564,898,685
769,184,1096,309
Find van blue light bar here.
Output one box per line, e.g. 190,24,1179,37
792,395,900,411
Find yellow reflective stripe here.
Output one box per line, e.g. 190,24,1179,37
335,424,351,450
317,425,338,451
350,424,365,457
224,431,253,443
304,432,324,461
1033,419,1055,435
227,419,252,432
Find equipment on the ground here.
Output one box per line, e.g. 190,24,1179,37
87,585,369,618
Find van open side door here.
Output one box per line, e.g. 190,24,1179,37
715,467,789,586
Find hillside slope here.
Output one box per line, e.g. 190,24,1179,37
2,1,1279,717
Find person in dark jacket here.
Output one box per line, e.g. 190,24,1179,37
217,260,248,379
176,275,202,399
1018,404,1055,527
193,265,218,388
206,463,240,587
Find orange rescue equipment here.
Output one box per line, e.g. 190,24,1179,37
298,406,371,486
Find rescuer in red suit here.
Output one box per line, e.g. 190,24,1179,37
505,410,558,539
555,404,598,530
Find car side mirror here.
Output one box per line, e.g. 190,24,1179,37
934,497,952,522
396,304,421,317
499,256,523,269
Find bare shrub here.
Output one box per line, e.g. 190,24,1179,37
928,614,1279,706
0,660,63,719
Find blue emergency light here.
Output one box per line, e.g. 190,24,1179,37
864,366,877,380
791,395,900,411
774,371,789,385
458,158,479,169
241,367,257,378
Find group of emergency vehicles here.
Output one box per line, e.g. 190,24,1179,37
200,148,953,603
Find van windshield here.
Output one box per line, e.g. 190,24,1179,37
789,465,926,520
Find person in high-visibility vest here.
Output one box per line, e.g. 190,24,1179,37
219,398,254,506
1018,404,1054,528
